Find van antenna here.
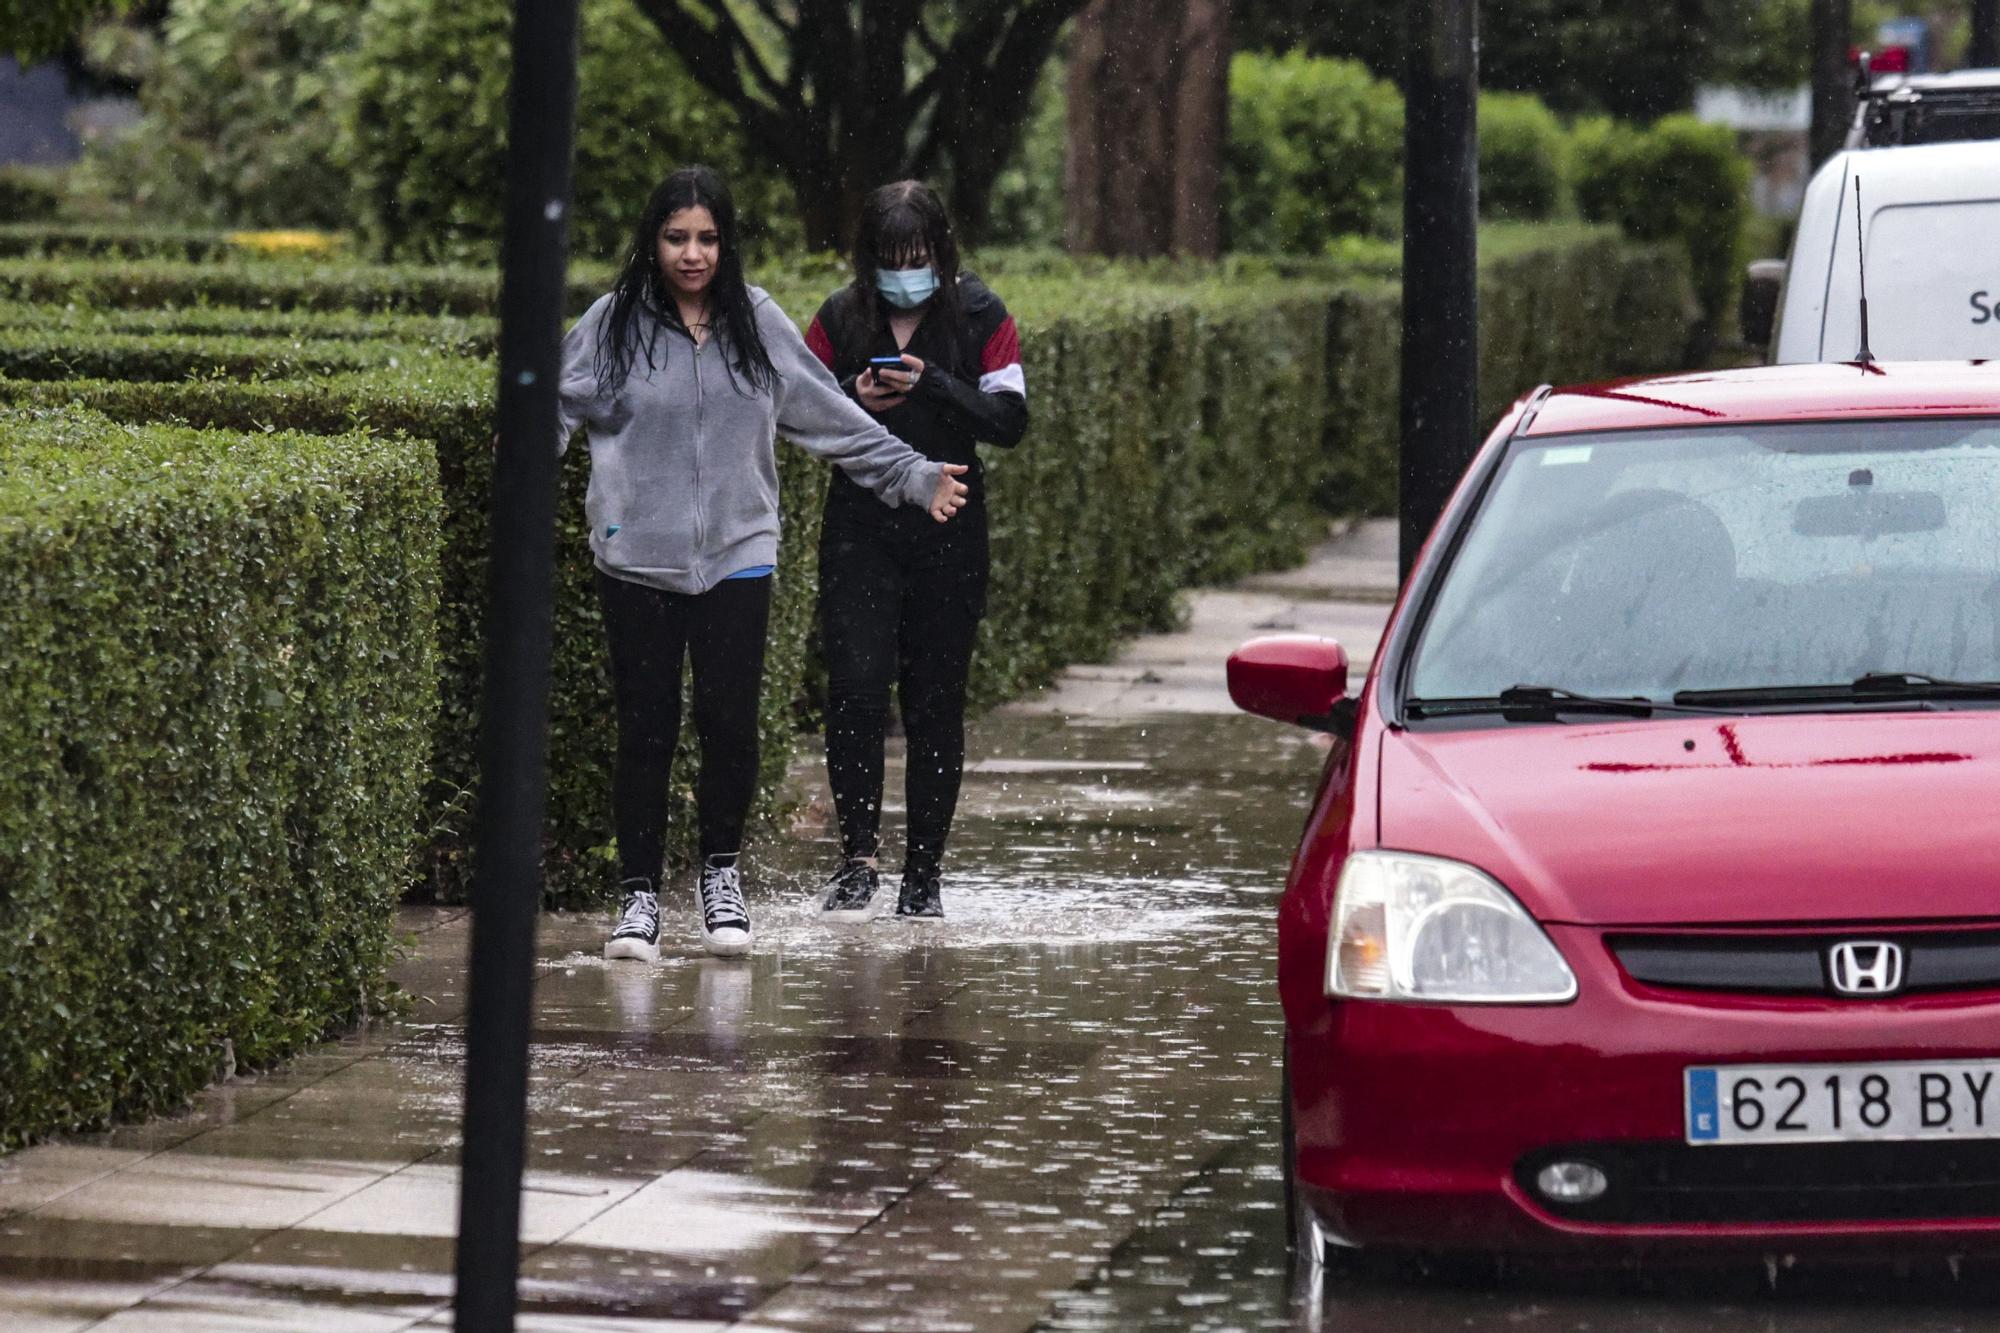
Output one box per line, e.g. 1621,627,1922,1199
1853,176,1875,367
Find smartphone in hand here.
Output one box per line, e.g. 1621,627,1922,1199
869,355,910,382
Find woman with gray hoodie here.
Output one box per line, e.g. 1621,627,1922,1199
558,165,968,962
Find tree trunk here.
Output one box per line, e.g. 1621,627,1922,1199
784,120,851,254
1171,0,1230,257
1066,0,1232,257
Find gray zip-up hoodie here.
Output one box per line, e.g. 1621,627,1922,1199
557,286,944,594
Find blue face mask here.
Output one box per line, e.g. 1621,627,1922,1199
876,265,939,309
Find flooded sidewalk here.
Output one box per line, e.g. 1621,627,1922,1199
0,703,1326,1332
7,522,1997,1331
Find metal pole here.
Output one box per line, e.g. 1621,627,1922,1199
1399,0,1478,581
453,0,579,1327
1810,0,1854,167
1974,0,2000,68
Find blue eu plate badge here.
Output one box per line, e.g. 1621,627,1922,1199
1685,1068,1720,1142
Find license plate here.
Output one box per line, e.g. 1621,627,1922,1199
1685,1060,2000,1145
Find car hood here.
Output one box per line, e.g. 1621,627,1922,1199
1378,711,2000,926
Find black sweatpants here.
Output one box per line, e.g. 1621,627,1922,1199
596,568,771,883
819,515,985,874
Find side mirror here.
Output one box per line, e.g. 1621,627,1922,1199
1227,635,1350,731
1740,258,1785,350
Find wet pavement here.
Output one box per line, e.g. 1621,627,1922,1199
6,523,2000,1331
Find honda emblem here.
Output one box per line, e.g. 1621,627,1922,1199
1827,940,1905,996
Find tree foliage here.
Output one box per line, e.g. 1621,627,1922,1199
628,0,1090,249
334,0,794,263
1233,0,1821,118
73,0,361,230
1477,91,1565,220
1224,52,1402,253
1,0,127,61
1573,112,1749,348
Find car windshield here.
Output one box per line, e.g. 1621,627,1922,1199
1406,417,2000,706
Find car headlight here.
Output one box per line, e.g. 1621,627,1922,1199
1327,851,1577,1003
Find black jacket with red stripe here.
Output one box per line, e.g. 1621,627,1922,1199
805,272,1027,527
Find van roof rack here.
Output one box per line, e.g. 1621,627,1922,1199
1849,59,2000,148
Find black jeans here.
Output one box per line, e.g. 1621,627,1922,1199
596,568,770,882
819,513,985,874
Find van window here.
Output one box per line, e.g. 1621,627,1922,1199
1819,200,2000,360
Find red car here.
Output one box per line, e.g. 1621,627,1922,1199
1231,362,2000,1265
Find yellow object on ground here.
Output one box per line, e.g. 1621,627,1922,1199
225,229,345,257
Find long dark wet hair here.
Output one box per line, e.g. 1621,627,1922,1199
595,165,777,397
850,180,964,373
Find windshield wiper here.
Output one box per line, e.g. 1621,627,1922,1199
1674,672,2000,708
1407,684,1731,722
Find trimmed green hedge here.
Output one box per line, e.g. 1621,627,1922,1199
0,246,1389,320
1225,52,1404,253
0,363,821,902
0,173,65,226
0,327,450,383
0,223,252,262
0,299,494,355
0,276,1336,901
972,284,1329,704
1478,93,1567,221
1574,113,1750,348
1318,226,1695,516
0,407,441,1149
0,225,1696,906
0,256,616,317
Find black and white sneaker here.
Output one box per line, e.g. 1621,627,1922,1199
896,865,944,920
697,856,753,957
819,859,882,923
603,879,661,962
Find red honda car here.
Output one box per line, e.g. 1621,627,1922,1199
1231,362,2000,1265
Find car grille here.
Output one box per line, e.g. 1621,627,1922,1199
1608,928,2000,997
1519,1141,2000,1225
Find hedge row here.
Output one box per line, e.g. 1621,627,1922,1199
0,222,267,262
0,300,494,355
0,243,1408,321
1318,227,1693,515
0,226,1696,908
1574,114,1752,349
0,407,441,1149
0,276,1337,902
0,327,450,383
0,255,616,317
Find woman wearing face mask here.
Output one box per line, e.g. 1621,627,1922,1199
558,165,969,962
803,180,1029,921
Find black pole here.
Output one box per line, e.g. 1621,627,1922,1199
1810,0,1854,167
1399,0,1478,581
453,0,579,1328
1974,0,2000,68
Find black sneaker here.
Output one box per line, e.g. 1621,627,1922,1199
896,865,944,920
697,856,753,957
820,859,882,923
603,878,661,962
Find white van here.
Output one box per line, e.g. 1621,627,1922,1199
1747,139,2000,363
